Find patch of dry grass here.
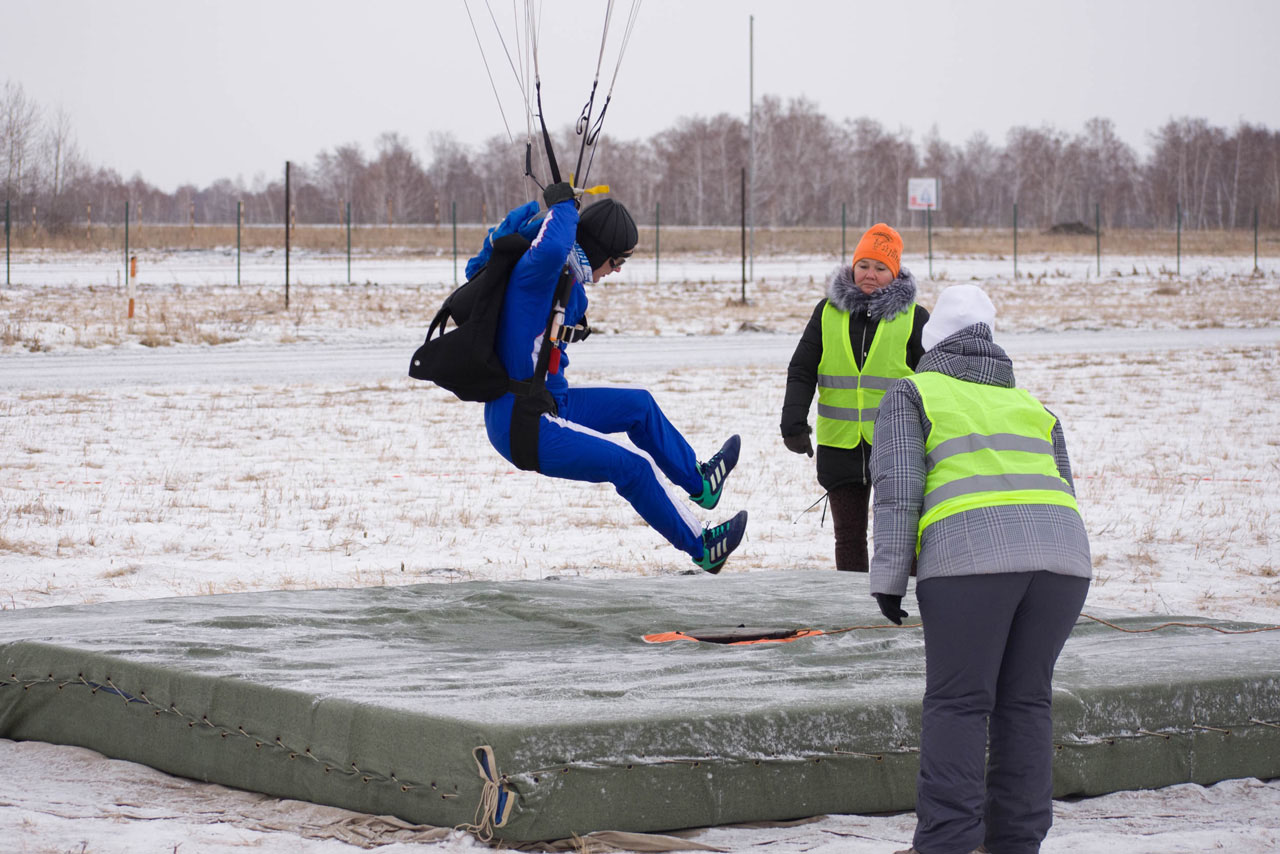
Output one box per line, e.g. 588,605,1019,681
4,231,1278,353
6,223,1279,257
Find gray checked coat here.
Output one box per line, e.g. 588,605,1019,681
868,323,1093,598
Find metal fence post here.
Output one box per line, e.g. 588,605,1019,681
237,200,242,286
655,201,660,287
452,201,458,286
284,161,292,308
740,167,747,303
1013,203,1018,280
927,207,933,279
346,201,352,284
1176,202,1181,277
1095,202,1100,276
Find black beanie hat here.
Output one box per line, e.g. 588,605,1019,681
576,199,638,269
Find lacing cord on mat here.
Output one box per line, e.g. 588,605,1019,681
1078,613,1280,634
456,745,510,841
820,622,919,635
819,614,1280,637
647,614,1280,646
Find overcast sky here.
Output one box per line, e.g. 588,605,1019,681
3,0,1278,193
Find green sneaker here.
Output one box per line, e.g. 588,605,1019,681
695,510,748,575
690,434,740,510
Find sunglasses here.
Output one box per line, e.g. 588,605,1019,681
609,255,630,270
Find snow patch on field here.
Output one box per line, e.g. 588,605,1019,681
1,252,1278,852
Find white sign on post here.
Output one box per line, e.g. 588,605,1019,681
908,178,939,211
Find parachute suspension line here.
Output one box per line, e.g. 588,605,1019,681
585,0,640,147
606,0,642,95
575,0,643,189
462,0,549,186
571,0,613,186
480,0,531,101
513,0,548,190
524,1,561,187
462,0,516,143
534,80,562,186
483,0,554,190
467,0,640,192
519,1,538,186
572,79,599,187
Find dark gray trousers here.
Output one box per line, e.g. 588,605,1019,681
912,571,1089,854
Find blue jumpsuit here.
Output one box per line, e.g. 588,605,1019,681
481,199,705,559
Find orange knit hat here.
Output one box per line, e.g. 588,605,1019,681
852,223,903,278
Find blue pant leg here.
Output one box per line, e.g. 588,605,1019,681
483,396,516,463
913,574,1027,854
559,386,703,496
534,411,704,559
984,572,1089,854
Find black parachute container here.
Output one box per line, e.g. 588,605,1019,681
408,231,532,402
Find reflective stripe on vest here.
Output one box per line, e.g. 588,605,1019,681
816,303,915,449
908,371,1080,550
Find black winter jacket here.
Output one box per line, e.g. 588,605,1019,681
781,265,929,490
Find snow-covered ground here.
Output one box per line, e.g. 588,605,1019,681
3,244,1269,290
2,250,1279,852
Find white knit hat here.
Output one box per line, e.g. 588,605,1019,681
922,285,996,351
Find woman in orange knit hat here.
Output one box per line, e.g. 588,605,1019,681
779,223,930,572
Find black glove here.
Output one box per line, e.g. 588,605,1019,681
873,593,909,626
783,427,814,458
543,181,577,209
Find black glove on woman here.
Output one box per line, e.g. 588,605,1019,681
873,593,909,625
782,425,814,457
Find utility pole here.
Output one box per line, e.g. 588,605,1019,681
748,14,755,286
740,168,747,302
285,161,291,309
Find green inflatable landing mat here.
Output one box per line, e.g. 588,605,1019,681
1,570,1278,842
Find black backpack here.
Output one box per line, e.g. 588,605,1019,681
408,232,532,402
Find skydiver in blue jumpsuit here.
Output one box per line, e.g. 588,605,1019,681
481,182,748,573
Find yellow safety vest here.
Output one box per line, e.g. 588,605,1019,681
908,371,1080,550
816,303,915,448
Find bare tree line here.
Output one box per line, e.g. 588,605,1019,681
4,80,1279,234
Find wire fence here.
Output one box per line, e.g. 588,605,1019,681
4,198,1277,291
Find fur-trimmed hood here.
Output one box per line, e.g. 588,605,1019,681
826,265,918,320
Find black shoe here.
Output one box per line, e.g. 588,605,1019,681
694,510,748,574
690,435,741,510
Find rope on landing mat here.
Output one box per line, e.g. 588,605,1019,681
644,613,1280,645
456,744,510,841
1078,613,1280,634
824,613,1280,636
